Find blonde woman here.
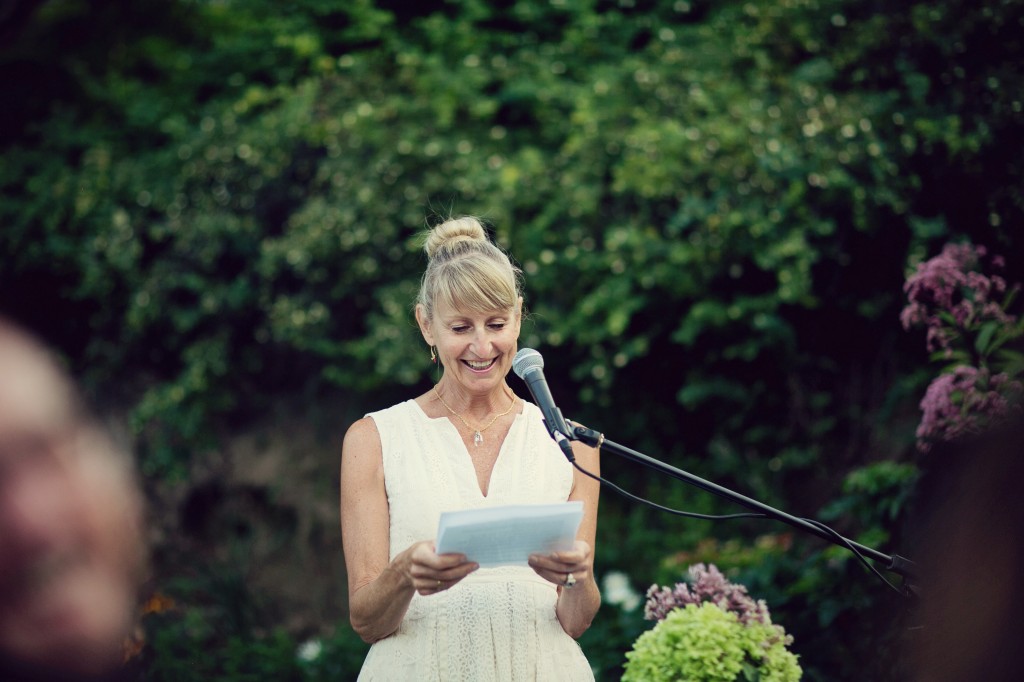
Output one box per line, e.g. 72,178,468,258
341,217,600,680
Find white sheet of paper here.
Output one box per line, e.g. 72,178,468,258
435,501,584,567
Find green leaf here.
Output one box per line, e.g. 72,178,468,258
975,321,999,357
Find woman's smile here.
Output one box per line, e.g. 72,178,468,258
462,357,498,373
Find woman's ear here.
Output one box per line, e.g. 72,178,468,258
415,304,435,345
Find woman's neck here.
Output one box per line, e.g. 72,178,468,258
434,381,514,419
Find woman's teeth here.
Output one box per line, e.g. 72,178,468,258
465,359,495,370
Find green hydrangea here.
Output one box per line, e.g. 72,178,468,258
622,602,801,682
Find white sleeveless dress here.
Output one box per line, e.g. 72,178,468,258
356,399,595,681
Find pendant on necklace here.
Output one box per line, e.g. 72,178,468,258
473,431,483,446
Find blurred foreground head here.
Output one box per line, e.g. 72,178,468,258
914,410,1024,682
0,319,144,681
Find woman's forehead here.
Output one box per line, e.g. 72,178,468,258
434,299,516,320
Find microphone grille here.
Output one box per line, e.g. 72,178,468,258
512,348,543,379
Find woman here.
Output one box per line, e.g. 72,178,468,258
340,217,600,680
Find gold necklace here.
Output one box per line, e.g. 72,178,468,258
433,386,517,447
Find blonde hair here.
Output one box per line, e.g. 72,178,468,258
417,217,522,321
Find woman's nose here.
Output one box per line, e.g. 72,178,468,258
470,328,491,355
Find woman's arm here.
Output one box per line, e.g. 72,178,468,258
528,439,602,638
340,417,478,643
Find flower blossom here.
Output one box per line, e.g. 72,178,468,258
603,571,642,612
296,639,323,663
644,563,770,626
902,241,1023,450
917,367,1023,451
900,242,1014,354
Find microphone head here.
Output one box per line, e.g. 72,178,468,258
512,348,543,379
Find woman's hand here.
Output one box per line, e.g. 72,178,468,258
399,540,480,596
528,540,593,590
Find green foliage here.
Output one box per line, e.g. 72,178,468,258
141,616,371,682
822,461,919,532
137,568,369,682
658,534,797,585
578,600,649,682
623,603,801,682
143,625,304,681
5,0,1021,477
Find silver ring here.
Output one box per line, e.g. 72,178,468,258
563,573,576,588
436,579,443,589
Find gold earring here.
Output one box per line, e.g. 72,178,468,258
430,346,437,363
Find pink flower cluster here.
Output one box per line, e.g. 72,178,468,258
900,242,1014,355
916,366,1022,450
902,241,1023,451
644,563,770,626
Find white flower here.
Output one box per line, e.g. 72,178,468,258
602,570,641,612
297,639,323,663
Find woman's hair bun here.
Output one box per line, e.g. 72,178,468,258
423,216,488,259
415,215,522,319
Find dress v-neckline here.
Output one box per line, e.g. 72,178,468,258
411,399,524,499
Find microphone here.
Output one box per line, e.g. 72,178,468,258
512,348,576,461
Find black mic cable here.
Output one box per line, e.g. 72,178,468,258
512,348,907,596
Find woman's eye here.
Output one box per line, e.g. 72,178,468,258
489,323,506,330
452,326,469,333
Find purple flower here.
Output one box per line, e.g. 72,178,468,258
902,241,1023,450
901,242,1016,353
916,366,1023,451
643,563,770,626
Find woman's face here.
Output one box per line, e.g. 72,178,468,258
418,298,522,396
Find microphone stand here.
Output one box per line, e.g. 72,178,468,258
564,421,919,590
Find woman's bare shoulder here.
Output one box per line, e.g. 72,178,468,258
343,416,381,460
